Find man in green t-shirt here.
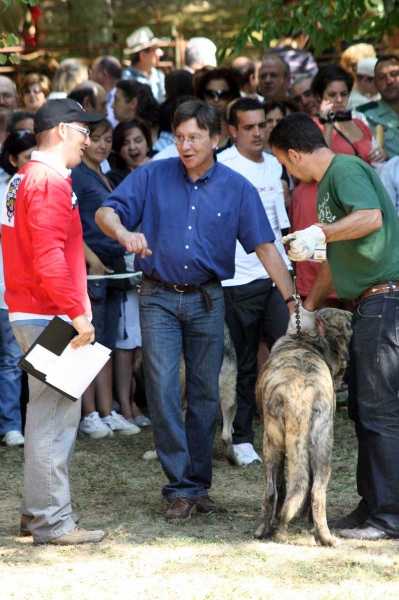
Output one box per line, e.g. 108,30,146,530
269,112,399,541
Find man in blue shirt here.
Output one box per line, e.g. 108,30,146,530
96,100,310,521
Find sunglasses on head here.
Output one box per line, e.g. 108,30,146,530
24,86,42,94
204,89,231,101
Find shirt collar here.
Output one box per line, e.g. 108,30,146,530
31,150,71,179
378,100,398,118
180,156,218,184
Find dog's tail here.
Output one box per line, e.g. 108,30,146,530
280,391,313,525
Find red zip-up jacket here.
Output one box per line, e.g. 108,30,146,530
2,159,91,320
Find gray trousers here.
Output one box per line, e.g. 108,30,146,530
12,324,80,544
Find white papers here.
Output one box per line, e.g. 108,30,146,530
26,344,59,372
28,342,111,400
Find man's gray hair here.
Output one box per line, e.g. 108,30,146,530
0,75,17,96
185,37,217,68
291,73,314,90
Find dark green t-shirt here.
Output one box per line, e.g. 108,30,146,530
317,154,399,300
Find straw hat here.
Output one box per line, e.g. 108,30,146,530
124,26,169,55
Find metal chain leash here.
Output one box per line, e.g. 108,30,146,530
293,275,302,338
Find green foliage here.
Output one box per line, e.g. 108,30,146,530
0,0,39,65
1,0,39,6
220,0,399,59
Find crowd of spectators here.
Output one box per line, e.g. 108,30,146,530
0,29,399,463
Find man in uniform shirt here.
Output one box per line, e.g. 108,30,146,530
270,112,399,541
96,100,311,521
357,55,399,159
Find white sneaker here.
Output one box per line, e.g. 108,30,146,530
2,430,24,446
102,411,141,435
79,412,113,439
233,443,262,466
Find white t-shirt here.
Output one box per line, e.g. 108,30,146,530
218,145,291,286
152,143,179,161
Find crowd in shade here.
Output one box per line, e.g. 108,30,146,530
1,24,399,543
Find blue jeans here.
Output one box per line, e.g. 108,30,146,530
348,291,399,536
88,279,123,350
139,280,225,501
0,309,23,435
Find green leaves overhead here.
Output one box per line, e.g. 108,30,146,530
220,0,398,59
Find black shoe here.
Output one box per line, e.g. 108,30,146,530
328,509,367,530
339,525,390,540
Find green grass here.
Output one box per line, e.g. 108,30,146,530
1,407,399,600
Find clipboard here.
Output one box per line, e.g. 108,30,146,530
18,316,111,402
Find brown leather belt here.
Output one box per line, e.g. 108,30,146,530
143,274,219,310
353,281,399,306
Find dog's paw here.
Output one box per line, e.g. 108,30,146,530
142,450,158,460
315,534,340,548
254,524,271,540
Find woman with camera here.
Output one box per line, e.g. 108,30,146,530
311,64,378,164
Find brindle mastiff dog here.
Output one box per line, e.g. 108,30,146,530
254,308,352,546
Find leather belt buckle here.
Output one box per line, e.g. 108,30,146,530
174,285,186,293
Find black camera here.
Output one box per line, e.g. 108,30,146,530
319,110,352,124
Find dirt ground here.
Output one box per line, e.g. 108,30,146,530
1,408,399,600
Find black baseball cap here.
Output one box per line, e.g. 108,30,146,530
34,98,105,134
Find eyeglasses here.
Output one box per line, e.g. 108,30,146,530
203,89,231,101
63,123,90,138
173,134,209,147
24,86,42,95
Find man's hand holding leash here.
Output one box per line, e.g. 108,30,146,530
282,225,326,261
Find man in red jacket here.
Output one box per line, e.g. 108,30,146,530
2,99,106,545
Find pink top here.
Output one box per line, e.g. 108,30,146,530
328,119,372,163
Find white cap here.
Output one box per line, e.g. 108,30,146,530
356,57,378,77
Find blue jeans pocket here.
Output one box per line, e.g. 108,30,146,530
88,279,107,304
139,280,160,297
357,296,384,318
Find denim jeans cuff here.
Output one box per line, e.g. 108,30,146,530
164,489,208,502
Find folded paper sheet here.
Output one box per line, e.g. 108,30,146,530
28,342,111,400
19,317,111,401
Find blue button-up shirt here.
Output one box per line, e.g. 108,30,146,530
122,65,165,103
102,157,275,285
